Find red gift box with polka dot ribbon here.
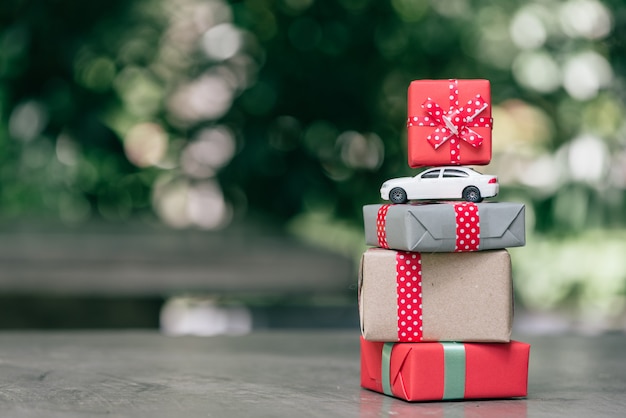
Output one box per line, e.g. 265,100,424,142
407,79,493,167
359,248,512,343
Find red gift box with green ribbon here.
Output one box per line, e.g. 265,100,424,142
407,79,493,167
360,337,530,402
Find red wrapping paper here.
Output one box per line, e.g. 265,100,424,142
361,337,529,402
407,79,492,167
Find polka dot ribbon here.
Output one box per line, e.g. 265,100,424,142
407,79,492,164
453,202,480,252
376,204,392,249
395,251,423,342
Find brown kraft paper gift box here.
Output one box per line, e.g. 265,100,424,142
359,248,512,343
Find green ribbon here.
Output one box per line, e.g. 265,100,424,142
380,342,466,399
441,342,466,399
381,343,394,396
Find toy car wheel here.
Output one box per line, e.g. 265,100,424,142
462,186,482,203
389,187,408,204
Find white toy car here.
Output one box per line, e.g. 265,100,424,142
380,166,498,203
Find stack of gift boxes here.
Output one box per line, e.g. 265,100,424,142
358,79,530,402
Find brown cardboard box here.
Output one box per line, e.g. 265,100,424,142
359,248,512,342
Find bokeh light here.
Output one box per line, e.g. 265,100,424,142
187,180,232,230
55,133,79,166
181,126,236,178
167,74,235,123
202,23,243,61
566,134,609,184
562,51,612,100
124,122,169,168
9,100,48,142
510,6,548,50
114,67,164,119
151,174,231,230
559,0,612,40
338,131,384,170
512,50,561,93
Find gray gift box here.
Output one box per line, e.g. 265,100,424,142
363,202,525,252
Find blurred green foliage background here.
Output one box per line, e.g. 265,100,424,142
1,0,625,330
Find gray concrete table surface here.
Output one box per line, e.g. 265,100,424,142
0,331,623,418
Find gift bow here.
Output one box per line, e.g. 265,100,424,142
420,95,490,149
407,80,493,163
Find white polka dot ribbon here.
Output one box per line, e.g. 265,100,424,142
407,79,492,164
376,204,392,249
395,251,423,342
452,202,480,252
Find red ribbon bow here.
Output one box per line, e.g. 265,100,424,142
407,80,493,164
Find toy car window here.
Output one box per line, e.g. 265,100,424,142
443,169,469,178
421,169,440,179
